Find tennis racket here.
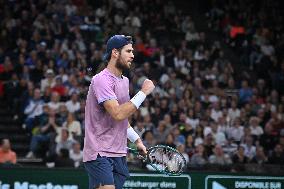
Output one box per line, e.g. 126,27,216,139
127,145,187,176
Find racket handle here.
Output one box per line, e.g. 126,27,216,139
127,147,146,161
127,147,137,154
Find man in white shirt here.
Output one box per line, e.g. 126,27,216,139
228,118,244,143
249,117,264,137
211,122,227,145
241,135,256,160
211,102,223,122
70,141,83,168
47,92,61,112
40,69,55,92
65,92,80,113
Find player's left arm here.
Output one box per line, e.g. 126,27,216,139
127,122,147,155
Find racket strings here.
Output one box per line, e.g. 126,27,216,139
148,148,185,174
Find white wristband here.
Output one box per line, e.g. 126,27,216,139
130,91,146,109
127,127,140,143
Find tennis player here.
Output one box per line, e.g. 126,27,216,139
83,35,155,189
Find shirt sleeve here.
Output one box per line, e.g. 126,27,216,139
92,74,117,104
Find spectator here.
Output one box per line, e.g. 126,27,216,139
185,135,195,157
55,148,74,167
203,133,215,157
139,99,150,117
163,113,173,128
0,139,17,164
56,104,69,126
211,121,227,145
268,144,284,165
55,128,74,155
153,120,170,144
177,144,189,165
23,88,44,132
222,139,238,156
142,130,156,148
241,135,256,161
194,126,204,146
47,92,61,112
232,146,249,164
51,77,67,98
32,104,50,135
209,145,232,165
186,109,199,130
239,80,253,105
26,109,59,158
56,51,69,69
56,112,82,143
40,69,55,92
70,141,83,168
210,102,223,122
217,116,229,135
228,100,240,121
249,117,264,138
163,133,176,149
65,92,80,113
251,146,268,165
228,118,244,144
74,99,85,125
132,120,144,138
190,144,208,167
173,126,186,145
143,114,155,131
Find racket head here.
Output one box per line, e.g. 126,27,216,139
146,145,187,176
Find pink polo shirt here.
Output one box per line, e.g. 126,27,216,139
83,68,130,162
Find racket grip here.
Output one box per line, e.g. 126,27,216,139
127,147,137,153
127,147,146,161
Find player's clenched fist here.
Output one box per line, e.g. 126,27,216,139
141,79,155,95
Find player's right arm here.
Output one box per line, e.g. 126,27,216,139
100,79,155,121
103,100,137,121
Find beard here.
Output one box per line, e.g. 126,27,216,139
115,54,131,72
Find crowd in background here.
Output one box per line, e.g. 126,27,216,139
0,0,283,170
